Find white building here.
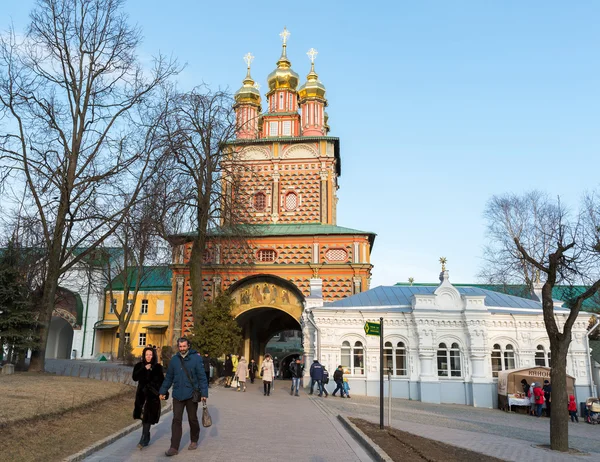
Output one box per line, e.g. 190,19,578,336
302,270,595,408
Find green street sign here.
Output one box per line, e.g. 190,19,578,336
364,321,381,336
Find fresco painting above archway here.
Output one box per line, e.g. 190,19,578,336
230,277,303,321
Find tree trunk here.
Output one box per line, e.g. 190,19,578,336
28,264,61,372
117,324,126,360
549,337,570,451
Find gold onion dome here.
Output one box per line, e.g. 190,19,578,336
298,48,326,102
234,53,261,107
267,27,299,92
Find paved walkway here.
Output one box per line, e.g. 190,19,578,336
315,392,600,462
83,380,373,462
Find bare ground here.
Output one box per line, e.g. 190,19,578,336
351,417,506,462
0,389,137,462
0,372,131,426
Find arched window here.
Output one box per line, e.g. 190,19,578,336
253,192,266,211
491,342,517,377
341,340,364,375
535,345,550,367
491,344,502,377
437,342,462,377
384,341,407,376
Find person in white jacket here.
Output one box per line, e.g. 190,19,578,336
236,357,249,392
261,354,275,396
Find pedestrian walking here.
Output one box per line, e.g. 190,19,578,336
132,347,165,449
236,356,248,392
342,376,351,398
224,354,233,388
533,382,545,417
528,382,536,416
249,359,258,383
289,358,304,396
568,394,579,422
261,354,275,396
203,352,211,387
309,359,325,396
232,354,239,377
159,338,209,457
332,365,345,398
543,380,552,417
321,366,329,397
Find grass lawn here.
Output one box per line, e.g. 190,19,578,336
0,372,138,461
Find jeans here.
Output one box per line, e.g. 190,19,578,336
291,377,300,393
310,379,324,395
332,380,344,396
171,398,199,450
535,403,543,417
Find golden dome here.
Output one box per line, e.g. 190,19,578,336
234,68,261,107
267,28,299,93
298,62,327,103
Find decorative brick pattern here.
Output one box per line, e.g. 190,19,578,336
322,277,353,301
325,248,348,262
279,167,321,223
236,168,273,224
274,244,311,264
320,243,353,262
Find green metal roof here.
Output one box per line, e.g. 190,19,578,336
394,282,600,311
107,266,172,291
174,224,376,248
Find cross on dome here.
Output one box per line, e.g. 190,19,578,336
279,27,290,45
307,48,318,63
439,257,447,272
253,82,261,90
243,52,254,69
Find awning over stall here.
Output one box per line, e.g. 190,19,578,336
498,366,575,397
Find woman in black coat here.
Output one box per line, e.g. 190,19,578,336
132,347,165,449
223,354,233,387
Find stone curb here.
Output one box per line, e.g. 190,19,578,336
337,415,394,462
64,403,173,462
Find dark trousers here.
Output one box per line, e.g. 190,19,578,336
569,410,579,422
205,371,210,385
171,398,200,450
263,380,272,395
545,400,551,417
249,371,255,383
332,380,344,396
310,379,324,395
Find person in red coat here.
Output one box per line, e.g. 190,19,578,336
568,395,579,422
533,384,545,417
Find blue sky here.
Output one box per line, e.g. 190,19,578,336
3,1,599,287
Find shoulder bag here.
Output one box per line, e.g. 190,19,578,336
179,356,201,403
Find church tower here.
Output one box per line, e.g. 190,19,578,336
170,29,375,364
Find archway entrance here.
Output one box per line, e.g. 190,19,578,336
230,275,304,367
46,316,74,359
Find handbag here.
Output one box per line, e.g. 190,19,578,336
179,356,201,403
202,402,212,427
231,375,239,388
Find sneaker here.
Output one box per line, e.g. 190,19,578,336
165,448,179,457
188,442,198,450
295,392,299,396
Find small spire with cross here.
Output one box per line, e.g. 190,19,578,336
439,257,447,272
279,27,291,45
243,52,254,70
307,48,318,63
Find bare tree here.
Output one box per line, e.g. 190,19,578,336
156,85,252,319
0,0,178,370
481,191,600,451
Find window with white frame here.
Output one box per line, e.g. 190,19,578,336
491,343,517,377
138,332,146,346
341,340,365,375
282,120,291,136
109,299,117,314
535,345,551,367
116,332,130,344
269,121,278,136
383,341,407,376
437,342,462,377
279,93,284,110
141,299,148,314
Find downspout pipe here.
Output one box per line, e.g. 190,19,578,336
587,317,600,398
80,275,92,358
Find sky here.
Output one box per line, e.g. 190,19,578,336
2,1,599,287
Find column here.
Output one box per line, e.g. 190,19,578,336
172,276,185,344
320,170,328,223
271,171,280,222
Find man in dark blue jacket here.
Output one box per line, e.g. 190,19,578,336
159,338,208,456
309,359,325,396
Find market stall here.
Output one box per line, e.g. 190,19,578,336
497,366,575,412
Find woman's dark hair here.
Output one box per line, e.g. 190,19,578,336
142,347,157,365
